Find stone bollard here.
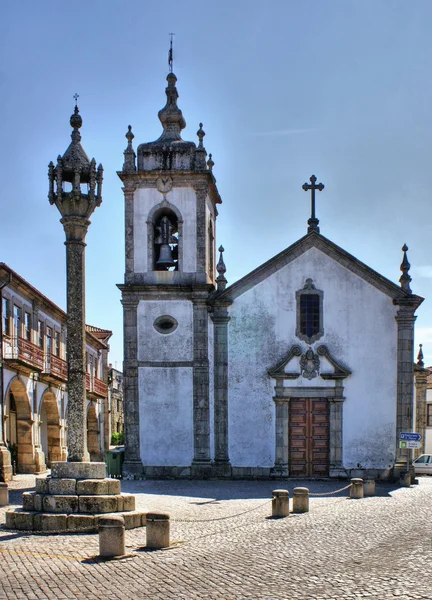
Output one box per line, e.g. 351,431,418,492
363,479,376,497
146,512,170,549
400,471,411,487
350,478,364,499
0,483,9,507
272,489,289,518
293,487,309,513
98,515,125,557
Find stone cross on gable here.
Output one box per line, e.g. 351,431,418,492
302,174,325,234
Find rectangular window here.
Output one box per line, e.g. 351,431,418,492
427,404,432,428
46,326,52,355
24,312,31,341
54,331,60,357
2,298,10,335
300,294,320,338
38,321,44,348
13,305,20,337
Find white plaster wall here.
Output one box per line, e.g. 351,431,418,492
133,187,197,273
137,300,193,362
228,247,398,470
139,366,193,465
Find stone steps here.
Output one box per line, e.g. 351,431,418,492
22,491,136,513
5,509,146,532
4,462,144,534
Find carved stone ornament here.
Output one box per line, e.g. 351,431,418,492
156,176,173,194
300,348,320,380
268,344,352,381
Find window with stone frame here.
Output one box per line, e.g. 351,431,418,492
13,305,20,338
427,404,432,427
24,312,31,342
54,330,61,357
2,297,10,336
46,326,53,355
37,321,44,348
296,279,324,344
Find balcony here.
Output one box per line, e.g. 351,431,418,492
3,336,44,371
86,373,108,398
43,353,68,382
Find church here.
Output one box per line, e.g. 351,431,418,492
118,69,425,481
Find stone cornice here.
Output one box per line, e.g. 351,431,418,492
117,283,214,298
117,169,222,207
217,231,422,303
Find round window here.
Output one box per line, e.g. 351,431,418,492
153,315,178,335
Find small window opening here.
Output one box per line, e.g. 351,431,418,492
296,279,323,343
300,294,320,338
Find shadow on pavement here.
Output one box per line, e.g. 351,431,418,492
120,478,406,501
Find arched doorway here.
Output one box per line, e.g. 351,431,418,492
87,403,102,462
5,378,36,474
39,390,62,467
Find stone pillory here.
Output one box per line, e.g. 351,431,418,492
48,102,103,463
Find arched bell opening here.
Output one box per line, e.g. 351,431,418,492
39,390,62,467
153,208,179,271
87,403,102,462
5,378,37,474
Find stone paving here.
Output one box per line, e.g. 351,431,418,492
1,475,432,599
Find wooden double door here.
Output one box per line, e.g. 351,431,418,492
289,398,330,477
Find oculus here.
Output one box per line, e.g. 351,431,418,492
153,315,178,335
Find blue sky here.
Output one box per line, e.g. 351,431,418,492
1,1,432,367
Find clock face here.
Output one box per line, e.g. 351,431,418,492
156,176,173,194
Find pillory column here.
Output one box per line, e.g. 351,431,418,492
48,102,103,462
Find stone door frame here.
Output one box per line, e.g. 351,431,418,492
272,383,346,478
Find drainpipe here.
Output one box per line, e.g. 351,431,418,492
0,272,12,449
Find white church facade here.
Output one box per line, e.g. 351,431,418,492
118,71,425,480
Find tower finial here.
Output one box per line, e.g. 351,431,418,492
399,243,412,293
207,153,214,171
168,33,175,73
123,125,136,173
216,245,227,291
73,92,79,108
417,344,424,367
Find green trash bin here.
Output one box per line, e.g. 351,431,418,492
105,447,124,478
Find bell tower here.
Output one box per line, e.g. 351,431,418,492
119,72,221,286
118,71,222,478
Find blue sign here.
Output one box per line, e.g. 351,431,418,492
400,432,422,442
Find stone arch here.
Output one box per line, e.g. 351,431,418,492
39,389,62,467
147,200,183,272
5,377,36,474
87,403,102,462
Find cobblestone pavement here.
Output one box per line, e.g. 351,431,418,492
1,476,432,599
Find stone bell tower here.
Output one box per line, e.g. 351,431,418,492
118,71,222,478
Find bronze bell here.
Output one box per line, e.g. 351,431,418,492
156,243,175,268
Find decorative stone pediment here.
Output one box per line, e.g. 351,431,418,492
268,344,352,382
